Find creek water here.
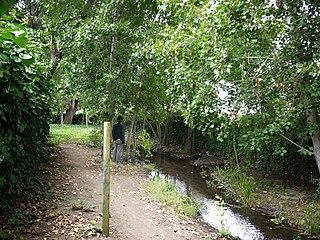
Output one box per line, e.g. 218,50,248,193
150,153,307,240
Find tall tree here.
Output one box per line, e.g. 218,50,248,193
35,0,97,123
273,0,320,173
151,0,320,174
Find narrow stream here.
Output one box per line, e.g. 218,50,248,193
150,153,306,240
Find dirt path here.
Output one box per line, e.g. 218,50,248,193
24,144,220,240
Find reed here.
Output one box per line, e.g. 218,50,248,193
211,166,256,207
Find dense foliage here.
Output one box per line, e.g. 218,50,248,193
0,11,52,207
2,0,320,203
121,0,317,181
1,0,320,236
37,0,320,179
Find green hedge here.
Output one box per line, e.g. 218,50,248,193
0,12,52,208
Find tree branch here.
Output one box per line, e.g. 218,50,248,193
279,133,313,155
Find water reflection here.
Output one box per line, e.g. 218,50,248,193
151,153,305,240
201,198,264,240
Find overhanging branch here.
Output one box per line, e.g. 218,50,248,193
279,133,313,155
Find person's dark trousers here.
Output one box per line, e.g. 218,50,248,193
113,139,123,163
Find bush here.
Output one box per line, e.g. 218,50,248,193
136,130,153,159
89,128,103,148
0,12,52,209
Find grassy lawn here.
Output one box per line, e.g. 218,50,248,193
49,124,102,147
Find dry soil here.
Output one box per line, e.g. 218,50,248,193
23,144,220,240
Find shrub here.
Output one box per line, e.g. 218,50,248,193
0,12,52,209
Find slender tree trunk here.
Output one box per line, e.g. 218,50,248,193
60,105,64,126
48,36,63,79
108,1,118,120
131,123,137,161
125,107,138,160
109,33,117,120
163,113,172,147
141,115,147,160
86,111,89,127
146,120,156,138
186,127,194,155
156,122,162,148
146,119,160,148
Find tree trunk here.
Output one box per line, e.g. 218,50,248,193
125,107,138,160
86,0,96,10
60,105,64,126
186,127,194,155
163,113,172,147
307,106,320,174
64,99,78,124
109,33,117,120
141,115,147,160
86,111,89,127
303,80,320,174
131,123,137,161
108,2,118,121
146,119,161,148
48,36,63,79
29,2,42,29
156,122,162,148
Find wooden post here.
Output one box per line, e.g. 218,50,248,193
102,122,111,236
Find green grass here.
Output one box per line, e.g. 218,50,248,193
210,166,256,207
144,177,198,218
49,124,101,146
143,163,157,171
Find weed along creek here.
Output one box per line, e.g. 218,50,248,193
150,153,306,240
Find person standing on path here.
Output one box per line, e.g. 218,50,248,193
112,116,125,163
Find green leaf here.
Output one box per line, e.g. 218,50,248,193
19,53,32,60
22,58,35,65
13,86,24,99
13,37,27,48
1,30,14,40
19,53,35,65
12,30,27,38
10,55,21,62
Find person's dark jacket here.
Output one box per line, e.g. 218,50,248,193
112,123,125,143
